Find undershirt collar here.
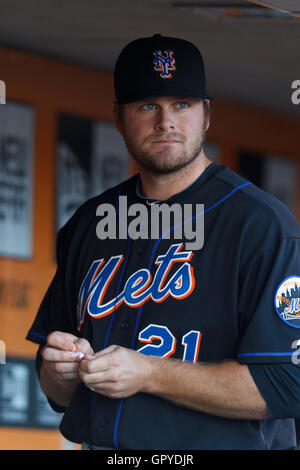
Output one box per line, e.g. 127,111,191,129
135,162,220,204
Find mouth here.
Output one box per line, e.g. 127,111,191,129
151,140,182,144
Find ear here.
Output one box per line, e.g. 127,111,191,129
203,99,210,133
112,102,123,135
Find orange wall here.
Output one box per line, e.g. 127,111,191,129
0,428,77,450
0,45,116,359
0,44,299,449
0,45,117,450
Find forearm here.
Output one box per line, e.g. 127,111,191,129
144,357,268,420
40,361,80,408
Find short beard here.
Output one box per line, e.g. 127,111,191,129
123,126,207,176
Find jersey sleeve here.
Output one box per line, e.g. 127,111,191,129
237,236,300,364
248,362,300,420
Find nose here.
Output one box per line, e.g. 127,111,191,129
154,108,175,132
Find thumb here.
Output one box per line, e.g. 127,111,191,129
75,338,95,358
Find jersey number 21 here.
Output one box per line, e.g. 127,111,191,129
137,324,202,363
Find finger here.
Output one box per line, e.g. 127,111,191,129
79,345,123,371
74,338,95,357
84,354,96,360
93,345,119,358
79,354,111,374
84,345,118,363
79,369,114,386
42,346,79,362
49,361,79,374
73,344,95,362
46,331,79,352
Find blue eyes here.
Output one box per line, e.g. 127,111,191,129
175,102,189,109
141,103,156,111
140,102,190,111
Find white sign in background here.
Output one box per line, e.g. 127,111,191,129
0,362,29,424
56,141,88,231
91,121,129,198
263,155,298,215
0,358,61,429
0,340,5,365
0,101,35,258
57,119,128,231
0,81,5,105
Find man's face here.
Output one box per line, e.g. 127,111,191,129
114,96,209,175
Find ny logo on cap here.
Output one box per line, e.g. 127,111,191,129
153,50,176,79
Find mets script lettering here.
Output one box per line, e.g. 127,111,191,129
77,243,195,331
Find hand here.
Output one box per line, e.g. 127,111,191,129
41,331,94,390
78,345,153,398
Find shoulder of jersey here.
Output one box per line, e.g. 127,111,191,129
215,166,300,238
57,174,138,236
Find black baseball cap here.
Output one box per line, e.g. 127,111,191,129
114,34,213,104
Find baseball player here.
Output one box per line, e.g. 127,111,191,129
27,34,300,450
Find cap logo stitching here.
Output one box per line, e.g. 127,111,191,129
153,50,176,79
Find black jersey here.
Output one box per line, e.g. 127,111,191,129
26,163,300,449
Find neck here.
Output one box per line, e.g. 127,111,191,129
137,153,212,200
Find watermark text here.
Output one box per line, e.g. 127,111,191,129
291,339,300,365
291,80,300,105
0,80,6,104
96,197,204,250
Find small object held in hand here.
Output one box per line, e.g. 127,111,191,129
74,343,95,362
74,351,85,363
74,343,84,363
88,386,96,392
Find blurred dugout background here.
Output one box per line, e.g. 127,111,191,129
0,0,299,450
